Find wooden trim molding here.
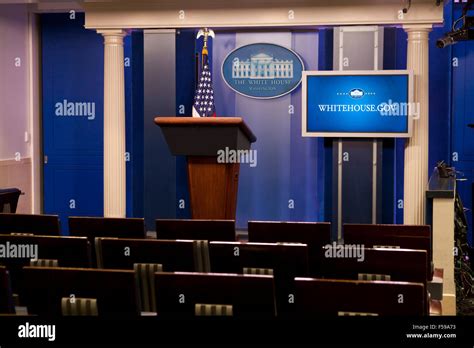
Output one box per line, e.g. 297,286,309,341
83,0,443,30
0,157,32,167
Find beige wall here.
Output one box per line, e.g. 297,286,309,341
0,158,31,213
0,4,33,213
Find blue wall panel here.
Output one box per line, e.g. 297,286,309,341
42,13,143,233
175,29,196,219
129,31,145,218
125,31,144,218
42,13,104,233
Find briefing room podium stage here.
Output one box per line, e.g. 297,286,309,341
154,117,257,220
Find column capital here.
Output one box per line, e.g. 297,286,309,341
97,29,128,37
402,24,432,33
97,29,128,45
98,29,129,47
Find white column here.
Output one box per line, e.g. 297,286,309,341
403,25,431,225
98,29,127,218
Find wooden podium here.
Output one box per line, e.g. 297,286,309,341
154,117,256,220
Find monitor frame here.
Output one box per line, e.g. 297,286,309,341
302,70,415,138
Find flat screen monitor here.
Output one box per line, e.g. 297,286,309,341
302,70,414,138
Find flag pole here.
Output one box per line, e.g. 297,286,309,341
197,28,215,69
194,28,217,117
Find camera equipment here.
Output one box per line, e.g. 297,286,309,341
437,28,474,48
436,160,455,178
403,0,441,14
437,0,474,48
402,0,411,14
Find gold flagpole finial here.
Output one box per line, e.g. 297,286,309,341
197,28,215,56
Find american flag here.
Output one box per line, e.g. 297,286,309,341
192,55,216,117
